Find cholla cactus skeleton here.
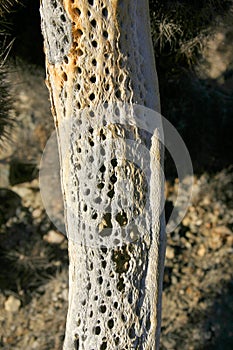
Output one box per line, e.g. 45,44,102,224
40,0,165,349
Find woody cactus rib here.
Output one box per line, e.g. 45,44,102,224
40,1,165,349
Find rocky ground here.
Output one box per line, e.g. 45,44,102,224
0,26,232,350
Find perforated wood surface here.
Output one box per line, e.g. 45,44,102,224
40,1,165,349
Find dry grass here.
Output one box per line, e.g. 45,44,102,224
150,0,233,65
0,0,20,142
0,68,14,143
0,0,19,17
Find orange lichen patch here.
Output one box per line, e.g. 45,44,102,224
47,58,74,96
57,1,85,89
45,0,130,111
63,0,83,42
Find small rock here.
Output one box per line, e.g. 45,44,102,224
201,196,211,206
176,314,188,325
4,295,21,312
208,236,222,250
32,208,42,219
166,246,175,260
197,244,206,257
207,226,228,250
43,230,65,244
171,275,178,284
185,286,201,304
184,240,192,249
182,216,190,227
196,219,203,226
32,340,40,349
205,222,212,229
15,326,25,336
213,225,232,236
226,235,233,247
11,186,32,200
29,178,39,188
162,336,176,349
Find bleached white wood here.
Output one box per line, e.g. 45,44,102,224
40,1,165,349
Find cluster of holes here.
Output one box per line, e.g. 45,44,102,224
72,0,118,107
66,5,150,341
96,157,117,207
94,150,147,243
71,244,144,347
61,0,134,112
71,248,143,348
42,1,72,63
70,123,146,245
120,160,148,217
